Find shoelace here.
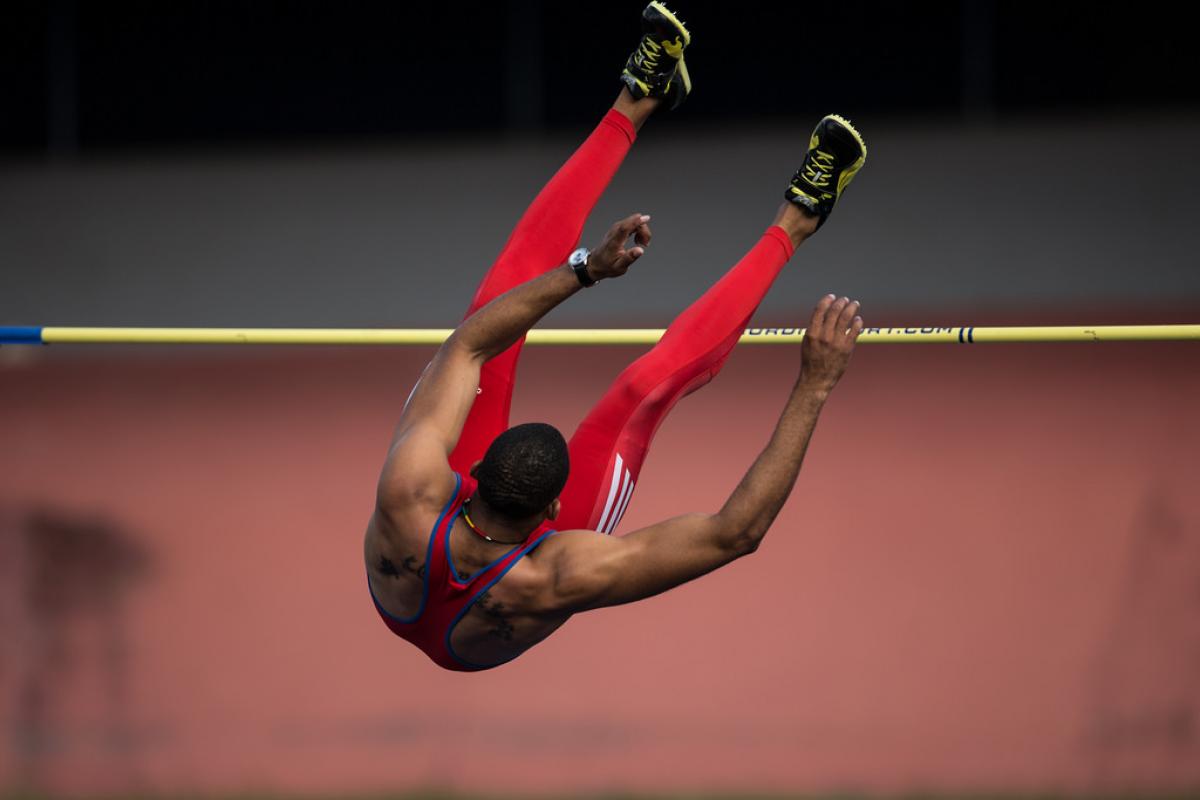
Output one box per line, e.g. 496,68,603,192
803,150,837,188
636,37,664,72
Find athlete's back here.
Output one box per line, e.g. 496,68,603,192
365,471,575,670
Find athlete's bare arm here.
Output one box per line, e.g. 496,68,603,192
541,294,863,611
376,214,654,511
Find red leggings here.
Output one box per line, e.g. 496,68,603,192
448,109,795,533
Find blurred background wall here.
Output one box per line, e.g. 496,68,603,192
2,1,1199,797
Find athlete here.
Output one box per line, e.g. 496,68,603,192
365,3,868,671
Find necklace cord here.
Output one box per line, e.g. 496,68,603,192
461,499,524,545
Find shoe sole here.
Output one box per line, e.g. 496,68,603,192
824,114,868,160
648,1,691,46
823,114,867,195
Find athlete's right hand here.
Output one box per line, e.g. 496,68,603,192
587,213,653,281
799,294,864,391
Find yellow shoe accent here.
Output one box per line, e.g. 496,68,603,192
785,114,868,228
622,70,651,98
675,56,691,96
787,186,823,210
620,2,693,110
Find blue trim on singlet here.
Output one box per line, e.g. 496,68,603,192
444,528,558,670
444,508,526,584
368,472,463,625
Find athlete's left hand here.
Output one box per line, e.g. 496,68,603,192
588,213,653,281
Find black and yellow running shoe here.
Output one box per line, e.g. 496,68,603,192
785,115,868,229
620,2,692,111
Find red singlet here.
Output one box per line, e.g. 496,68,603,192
369,473,557,672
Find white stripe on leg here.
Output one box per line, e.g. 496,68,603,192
596,454,625,533
606,471,635,534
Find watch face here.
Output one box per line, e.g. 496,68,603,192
569,248,587,266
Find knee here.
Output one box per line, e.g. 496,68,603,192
617,358,676,401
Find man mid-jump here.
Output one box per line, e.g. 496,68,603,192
365,2,868,670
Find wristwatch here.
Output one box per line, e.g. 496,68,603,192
568,247,596,287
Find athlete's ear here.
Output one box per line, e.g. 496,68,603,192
468,459,482,479
546,498,561,521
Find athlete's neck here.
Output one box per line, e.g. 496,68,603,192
463,492,541,545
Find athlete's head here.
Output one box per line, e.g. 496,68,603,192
473,422,569,522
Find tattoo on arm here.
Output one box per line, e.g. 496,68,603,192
474,591,515,642
403,556,426,579
377,555,425,579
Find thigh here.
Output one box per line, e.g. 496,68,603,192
558,357,712,533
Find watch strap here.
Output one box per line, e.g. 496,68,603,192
571,250,597,287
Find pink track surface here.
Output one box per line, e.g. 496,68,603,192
2,343,1199,795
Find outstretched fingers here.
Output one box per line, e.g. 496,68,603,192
808,294,837,335
812,296,861,343
800,293,865,390
822,296,850,339
835,298,861,338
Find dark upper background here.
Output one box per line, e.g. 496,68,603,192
2,1,1199,328
4,0,1199,154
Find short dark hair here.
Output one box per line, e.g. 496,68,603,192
476,422,569,520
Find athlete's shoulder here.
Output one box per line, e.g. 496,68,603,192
535,528,606,549
515,529,619,614
479,530,580,614
526,528,608,561
377,425,461,512
377,462,461,521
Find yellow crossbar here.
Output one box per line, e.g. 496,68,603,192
10,324,1198,345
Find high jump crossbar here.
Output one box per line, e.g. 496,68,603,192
2,325,1199,346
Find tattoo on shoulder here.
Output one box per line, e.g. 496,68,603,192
474,591,515,642
402,556,426,578
377,555,425,579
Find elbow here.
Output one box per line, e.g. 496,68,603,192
732,528,766,557
716,518,768,558
741,533,764,556
443,331,491,365
710,501,775,557
443,331,481,358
